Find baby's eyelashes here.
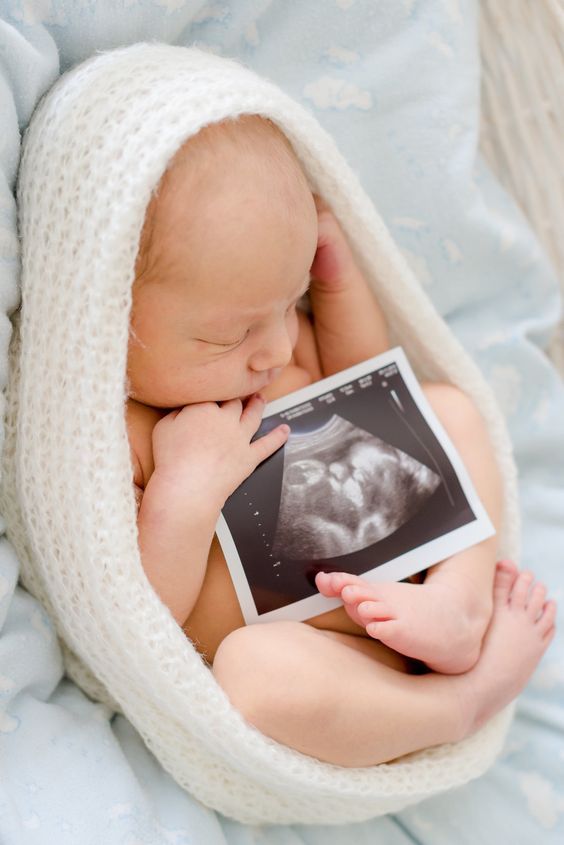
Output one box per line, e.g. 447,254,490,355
201,306,298,348
197,331,249,348
196,301,300,350
215,335,247,347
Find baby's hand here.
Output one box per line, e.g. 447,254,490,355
149,394,289,511
307,196,389,376
310,196,358,294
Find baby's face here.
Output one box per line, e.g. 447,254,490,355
127,141,318,408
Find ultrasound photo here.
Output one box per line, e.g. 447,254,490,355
216,347,495,624
273,415,440,560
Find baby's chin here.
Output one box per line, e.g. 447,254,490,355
126,385,258,409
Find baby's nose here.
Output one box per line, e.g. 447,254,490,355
249,324,294,372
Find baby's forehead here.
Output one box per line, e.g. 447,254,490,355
142,116,313,257
188,272,310,324
135,116,317,299
169,114,305,177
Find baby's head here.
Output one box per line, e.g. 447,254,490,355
127,115,318,408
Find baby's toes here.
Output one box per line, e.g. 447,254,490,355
493,561,518,605
315,571,364,598
341,584,378,605
341,601,369,629
314,571,339,597
315,571,349,597
509,571,534,610
537,599,558,639
365,618,400,642
527,582,547,621
497,558,518,575
357,600,395,623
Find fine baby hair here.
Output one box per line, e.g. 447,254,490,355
134,113,311,286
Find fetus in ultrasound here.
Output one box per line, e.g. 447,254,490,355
272,414,440,560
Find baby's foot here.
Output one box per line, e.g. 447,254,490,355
456,563,556,737
315,569,493,673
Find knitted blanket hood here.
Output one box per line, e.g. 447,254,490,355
1,43,518,825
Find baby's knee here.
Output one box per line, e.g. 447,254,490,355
422,382,486,440
423,381,503,524
212,621,314,724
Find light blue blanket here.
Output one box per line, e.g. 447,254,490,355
1,2,563,843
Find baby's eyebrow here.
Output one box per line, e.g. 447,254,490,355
200,275,312,332
232,276,311,320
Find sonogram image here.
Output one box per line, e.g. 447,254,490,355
218,353,482,619
272,415,441,560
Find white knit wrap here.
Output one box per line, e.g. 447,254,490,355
0,43,517,825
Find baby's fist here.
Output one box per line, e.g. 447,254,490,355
310,197,356,293
150,394,290,510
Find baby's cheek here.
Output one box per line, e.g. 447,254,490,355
261,363,313,402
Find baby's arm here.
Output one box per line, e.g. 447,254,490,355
127,400,219,625
128,397,289,626
309,198,389,377
309,205,502,674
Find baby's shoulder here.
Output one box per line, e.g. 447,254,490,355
125,398,165,491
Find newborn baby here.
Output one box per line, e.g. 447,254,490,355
126,115,556,767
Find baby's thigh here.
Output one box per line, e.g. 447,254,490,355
421,382,491,454
212,622,319,724
421,382,502,518
212,621,412,719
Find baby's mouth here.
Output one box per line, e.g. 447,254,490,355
238,369,281,404
240,391,265,404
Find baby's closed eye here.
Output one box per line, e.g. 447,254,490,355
199,300,300,349
212,332,249,348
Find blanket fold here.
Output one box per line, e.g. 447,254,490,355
0,43,516,825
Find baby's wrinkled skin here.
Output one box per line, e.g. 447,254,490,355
125,116,556,767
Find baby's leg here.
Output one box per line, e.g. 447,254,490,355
213,563,555,767
418,382,503,667
317,382,503,674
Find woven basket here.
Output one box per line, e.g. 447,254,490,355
479,0,564,374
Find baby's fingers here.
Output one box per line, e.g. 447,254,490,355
250,423,290,466
239,393,268,432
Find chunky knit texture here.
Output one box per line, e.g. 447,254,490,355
0,44,517,825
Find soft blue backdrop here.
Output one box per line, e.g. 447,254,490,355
1,2,563,843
